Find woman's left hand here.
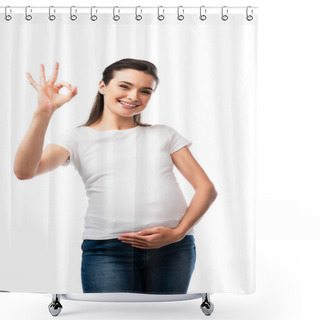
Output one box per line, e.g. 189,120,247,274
118,227,183,249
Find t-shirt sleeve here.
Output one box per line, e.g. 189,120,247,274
166,125,192,154
49,128,77,167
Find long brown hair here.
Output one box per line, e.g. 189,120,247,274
78,58,159,128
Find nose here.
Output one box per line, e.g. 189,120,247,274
127,89,139,101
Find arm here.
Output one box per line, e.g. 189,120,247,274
171,146,218,239
13,62,77,179
14,110,52,179
173,186,217,240
14,113,71,179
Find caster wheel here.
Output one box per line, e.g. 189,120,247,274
200,300,214,316
48,296,63,317
200,293,214,316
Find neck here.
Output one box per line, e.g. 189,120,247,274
92,109,137,130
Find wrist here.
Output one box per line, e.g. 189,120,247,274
34,108,53,119
172,227,186,241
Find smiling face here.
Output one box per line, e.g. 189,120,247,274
99,69,156,119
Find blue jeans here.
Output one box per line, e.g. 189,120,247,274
81,235,196,294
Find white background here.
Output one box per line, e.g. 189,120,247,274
1,0,319,319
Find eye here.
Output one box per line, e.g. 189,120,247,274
120,85,129,89
142,91,152,95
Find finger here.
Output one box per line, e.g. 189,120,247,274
122,239,149,247
48,62,59,84
122,230,156,236
118,234,147,242
131,241,158,249
132,244,148,249
119,236,141,242
121,237,148,243
40,64,46,85
118,234,145,241
118,233,139,237
26,72,40,91
55,81,73,91
120,236,152,246
67,87,78,100
67,86,78,99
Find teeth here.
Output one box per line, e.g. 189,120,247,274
119,100,137,108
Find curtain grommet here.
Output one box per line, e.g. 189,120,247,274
135,6,142,21
5,6,12,21
157,6,165,21
90,6,98,21
246,6,254,21
200,6,207,21
221,6,228,21
113,6,120,21
25,6,32,21
177,6,184,21
70,6,77,21
49,6,56,21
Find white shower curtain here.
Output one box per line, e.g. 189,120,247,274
0,6,258,294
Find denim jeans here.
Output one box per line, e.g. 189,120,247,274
81,235,196,294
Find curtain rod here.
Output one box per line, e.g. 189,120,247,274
0,6,259,9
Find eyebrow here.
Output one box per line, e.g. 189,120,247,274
118,81,154,91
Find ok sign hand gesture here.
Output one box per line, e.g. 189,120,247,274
26,62,78,115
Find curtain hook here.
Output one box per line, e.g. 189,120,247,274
91,6,98,21
246,6,254,21
49,6,56,21
157,6,165,21
25,6,32,21
177,6,184,21
221,6,228,21
200,6,207,21
135,6,142,21
70,6,77,21
5,6,12,21
113,6,120,21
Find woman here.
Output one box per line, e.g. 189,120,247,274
14,58,218,294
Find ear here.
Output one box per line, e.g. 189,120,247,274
98,80,105,94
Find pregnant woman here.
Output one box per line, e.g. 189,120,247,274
14,58,218,294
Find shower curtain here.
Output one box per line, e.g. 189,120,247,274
0,6,258,294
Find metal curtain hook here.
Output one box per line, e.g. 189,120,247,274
113,6,120,21
177,6,184,21
25,6,32,21
157,6,165,21
5,6,12,21
70,6,77,21
135,6,142,20
91,6,98,21
200,6,207,21
246,6,254,21
49,6,56,21
221,6,228,21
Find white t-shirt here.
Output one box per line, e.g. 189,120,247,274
50,124,194,240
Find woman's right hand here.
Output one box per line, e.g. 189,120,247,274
26,62,78,115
